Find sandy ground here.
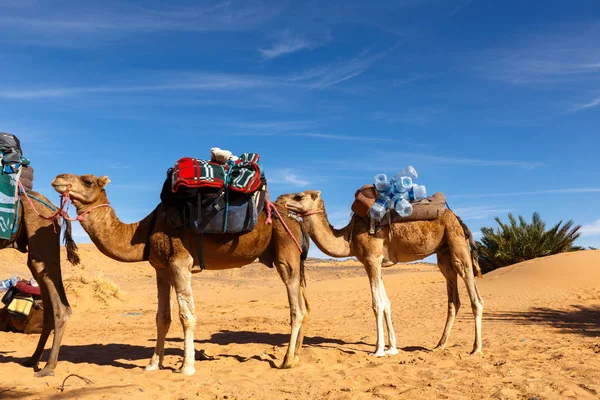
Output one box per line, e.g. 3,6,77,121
1,245,599,399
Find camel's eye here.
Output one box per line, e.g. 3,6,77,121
294,194,303,201
83,178,94,187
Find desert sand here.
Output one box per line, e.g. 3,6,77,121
1,245,599,399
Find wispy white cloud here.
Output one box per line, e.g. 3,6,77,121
452,206,511,221
268,169,311,187
391,153,543,169
372,109,441,126
580,220,600,236
576,96,600,111
259,31,331,59
291,133,391,141
229,120,319,131
452,188,600,199
450,0,476,16
476,26,600,86
0,0,282,46
0,44,396,99
230,131,394,142
286,45,399,90
0,73,271,99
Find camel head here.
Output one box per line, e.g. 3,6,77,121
52,174,111,208
284,190,323,215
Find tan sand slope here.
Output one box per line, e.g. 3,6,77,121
0,245,599,399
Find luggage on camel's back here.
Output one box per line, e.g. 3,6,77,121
161,152,266,234
0,132,22,171
352,184,447,223
0,132,34,240
0,280,43,334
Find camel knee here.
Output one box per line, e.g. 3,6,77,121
177,305,196,329
471,300,483,316
448,300,460,316
53,305,72,329
452,298,461,312
156,313,172,327
371,301,382,315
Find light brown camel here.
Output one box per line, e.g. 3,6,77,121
51,173,309,375
284,190,483,357
1,190,79,377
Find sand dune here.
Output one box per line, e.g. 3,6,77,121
1,245,599,399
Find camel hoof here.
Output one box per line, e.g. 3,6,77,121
174,366,196,376
145,364,162,372
369,350,387,357
385,347,399,355
280,355,300,369
470,348,483,356
432,345,445,352
34,368,55,378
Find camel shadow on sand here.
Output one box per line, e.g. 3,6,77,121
487,305,600,338
0,331,379,371
0,343,183,371
162,330,373,357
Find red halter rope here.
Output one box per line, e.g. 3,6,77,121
17,181,110,224
265,200,303,253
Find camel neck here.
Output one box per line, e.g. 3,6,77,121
78,202,156,263
303,209,352,258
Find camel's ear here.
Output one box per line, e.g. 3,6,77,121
310,190,321,200
98,176,111,188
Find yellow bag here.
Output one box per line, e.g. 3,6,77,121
7,295,33,318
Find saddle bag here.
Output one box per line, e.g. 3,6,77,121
7,294,34,318
188,184,267,234
351,185,379,217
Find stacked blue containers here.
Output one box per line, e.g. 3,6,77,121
369,166,427,220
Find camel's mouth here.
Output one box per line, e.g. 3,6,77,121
51,179,70,195
51,177,80,199
284,201,303,214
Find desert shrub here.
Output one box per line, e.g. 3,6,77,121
477,212,582,273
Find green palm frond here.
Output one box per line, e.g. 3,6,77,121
476,212,582,273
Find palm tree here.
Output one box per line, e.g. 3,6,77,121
477,212,582,273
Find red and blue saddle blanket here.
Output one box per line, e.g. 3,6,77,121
164,152,266,236
171,153,262,194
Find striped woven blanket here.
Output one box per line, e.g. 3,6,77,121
0,170,20,240
171,152,263,195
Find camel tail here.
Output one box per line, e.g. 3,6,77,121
62,218,80,265
299,220,310,288
453,212,482,278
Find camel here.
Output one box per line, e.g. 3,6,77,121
51,173,309,375
283,190,483,357
1,190,79,377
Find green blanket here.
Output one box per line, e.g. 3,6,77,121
0,170,20,239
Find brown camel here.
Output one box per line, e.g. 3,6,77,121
51,173,309,375
283,190,483,357
1,190,79,377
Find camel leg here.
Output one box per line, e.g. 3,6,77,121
169,261,196,375
22,275,54,369
27,258,72,378
448,240,484,354
362,255,388,357
296,286,310,355
380,282,398,355
146,267,172,371
434,250,460,351
293,286,310,356
276,261,307,369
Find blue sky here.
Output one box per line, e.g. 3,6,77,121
1,0,599,257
